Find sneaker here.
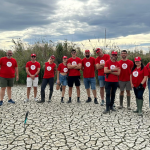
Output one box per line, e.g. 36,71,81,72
8,99,15,104
24,98,29,103
103,109,109,114
100,100,105,106
0,101,3,106
94,98,98,104
110,107,116,111
34,98,38,102
113,104,116,107
86,98,92,103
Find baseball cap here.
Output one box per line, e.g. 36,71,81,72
85,50,90,53
111,51,118,55
51,55,55,59
31,53,36,57
63,56,67,59
134,56,141,61
95,48,101,53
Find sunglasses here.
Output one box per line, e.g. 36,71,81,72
31,56,36,58
112,54,117,56
71,52,76,54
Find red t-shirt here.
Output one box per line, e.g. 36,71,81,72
43,62,56,78
0,57,18,78
57,63,68,73
131,67,148,88
82,57,95,78
67,57,82,76
119,59,133,81
95,54,110,76
145,63,150,78
104,60,120,82
26,61,41,77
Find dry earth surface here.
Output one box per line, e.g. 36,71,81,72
1,83,150,150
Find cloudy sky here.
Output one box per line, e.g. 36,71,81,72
1,0,150,52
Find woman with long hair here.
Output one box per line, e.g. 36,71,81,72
38,55,57,103
56,56,68,103
130,57,148,116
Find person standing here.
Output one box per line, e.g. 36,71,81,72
95,48,110,106
67,49,82,103
82,50,98,104
0,50,19,106
118,50,133,109
38,55,56,103
146,61,150,108
103,51,121,114
56,56,68,103
25,54,40,102
131,57,148,116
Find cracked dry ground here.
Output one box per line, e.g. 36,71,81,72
1,84,150,150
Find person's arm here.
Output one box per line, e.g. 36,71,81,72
111,68,121,76
96,63,105,70
67,63,77,69
54,65,57,76
141,76,148,85
26,67,35,80
57,71,60,84
74,63,82,69
15,67,19,81
130,74,134,88
34,68,40,77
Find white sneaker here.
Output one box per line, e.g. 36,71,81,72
24,98,29,103
34,98,38,101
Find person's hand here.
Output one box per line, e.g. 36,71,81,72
16,76,19,81
131,83,134,88
30,75,35,80
57,80,60,84
137,83,144,89
112,67,119,72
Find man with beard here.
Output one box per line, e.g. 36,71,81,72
103,51,121,114
82,50,98,104
118,50,133,110
0,50,19,106
95,48,110,106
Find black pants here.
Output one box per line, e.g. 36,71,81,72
133,87,145,100
105,81,118,110
41,78,54,99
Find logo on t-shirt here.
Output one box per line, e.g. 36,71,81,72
133,71,138,77
72,61,77,65
31,65,36,70
7,62,12,67
86,62,90,67
110,65,116,69
63,68,68,72
100,60,105,64
122,63,127,69
47,66,51,71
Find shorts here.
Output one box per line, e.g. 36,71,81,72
59,74,68,86
27,77,38,87
119,81,132,91
84,77,96,90
68,76,80,87
98,76,105,87
0,77,14,87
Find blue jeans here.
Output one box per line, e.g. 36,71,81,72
59,74,68,86
84,77,96,90
98,76,105,87
133,87,145,100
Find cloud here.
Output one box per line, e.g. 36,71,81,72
0,0,150,51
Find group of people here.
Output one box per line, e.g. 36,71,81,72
0,49,150,116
